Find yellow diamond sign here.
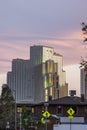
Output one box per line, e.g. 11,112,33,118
42,111,51,118
67,108,75,116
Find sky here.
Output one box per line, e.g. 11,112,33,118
0,0,87,95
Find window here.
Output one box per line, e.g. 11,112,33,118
31,107,34,113
49,74,53,86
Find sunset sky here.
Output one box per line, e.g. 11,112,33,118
0,0,87,95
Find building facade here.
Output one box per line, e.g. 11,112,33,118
7,45,68,103
17,96,87,130
30,45,68,102
80,68,87,99
7,59,33,103
34,60,59,102
34,59,68,102
32,96,87,130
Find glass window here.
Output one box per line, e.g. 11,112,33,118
45,95,48,102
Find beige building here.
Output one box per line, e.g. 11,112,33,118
34,59,68,102
7,45,68,103
30,45,68,102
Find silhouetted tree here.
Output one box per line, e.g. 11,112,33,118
81,22,87,42
80,22,87,69
0,84,15,129
80,57,87,69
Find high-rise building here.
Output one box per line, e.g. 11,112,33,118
80,68,87,99
7,59,33,103
34,60,59,102
30,45,68,102
7,45,68,103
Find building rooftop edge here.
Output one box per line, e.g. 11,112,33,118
30,45,53,49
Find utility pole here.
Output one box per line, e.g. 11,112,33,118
70,118,72,130
15,90,17,130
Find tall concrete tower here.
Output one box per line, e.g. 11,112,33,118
30,45,68,102
7,59,33,103
7,45,68,103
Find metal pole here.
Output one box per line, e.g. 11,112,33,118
44,103,49,130
70,119,71,130
15,90,17,130
20,112,22,130
45,105,47,130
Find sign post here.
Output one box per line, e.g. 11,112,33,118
43,103,50,130
67,107,75,130
42,110,51,130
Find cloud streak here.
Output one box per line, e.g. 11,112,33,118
0,29,86,73
0,0,87,91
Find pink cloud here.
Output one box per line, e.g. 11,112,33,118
0,29,86,74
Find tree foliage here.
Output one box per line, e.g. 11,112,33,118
0,84,15,129
22,106,31,129
81,22,87,42
80,57,87,73
80,22,87,69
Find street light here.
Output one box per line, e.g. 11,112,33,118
15,95,17,130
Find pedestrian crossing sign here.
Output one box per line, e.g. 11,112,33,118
42,110,51,118
67,108,75,116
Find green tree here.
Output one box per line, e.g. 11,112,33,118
22,106,31,129
0,84,15,129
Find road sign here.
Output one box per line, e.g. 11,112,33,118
41,117,46,124
67,108,75,116
68,115,74,119
42,110,51,118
